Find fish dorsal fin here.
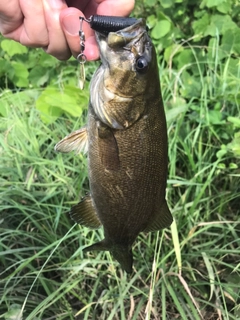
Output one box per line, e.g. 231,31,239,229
69,194,101,229
97,122,120,170
144,200,173,233
54,126,88,154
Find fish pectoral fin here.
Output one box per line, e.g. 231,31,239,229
54,126,88,154
69,194,101,229
144,200,173,233
97,122,120,170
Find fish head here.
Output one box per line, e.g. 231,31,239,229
91,19,159,129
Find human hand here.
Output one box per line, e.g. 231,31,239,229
0,0,135,60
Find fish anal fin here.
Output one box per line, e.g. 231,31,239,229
144,200,173,233
97,122,120,170
69,194,101,229
54,126,88,154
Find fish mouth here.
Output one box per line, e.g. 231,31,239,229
96,19,147,61
91,18,151,129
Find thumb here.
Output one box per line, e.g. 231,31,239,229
60,7,99,60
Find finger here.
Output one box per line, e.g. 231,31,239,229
95,0,135,16
16,0,49,47
84,36,99,61
82,0,135,60
42,0,71,60
0,0,23,38
65,0,89,11
60,7,98,60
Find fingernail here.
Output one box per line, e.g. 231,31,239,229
62,14,79,35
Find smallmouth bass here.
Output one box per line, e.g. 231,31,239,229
55,18,173,273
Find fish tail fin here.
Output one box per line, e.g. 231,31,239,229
83,240,133,273
112,248,133,274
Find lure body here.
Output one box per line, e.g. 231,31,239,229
88,15,138,34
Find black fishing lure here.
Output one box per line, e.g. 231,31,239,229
77,15,139,89
84,15,138,34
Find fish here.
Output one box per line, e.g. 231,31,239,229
55,18,173,273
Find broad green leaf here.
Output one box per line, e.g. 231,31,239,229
144,0,157,6
228,116,240,128
164,44,183,63
4,304,22,320
146,14,157,29
227,132,240,157
201,0,225,8
166,102,188,123
217,1,231,14
0,58,13,77
29,65,49,87
180,71,202,99
229,163,238,169
36,85,88,123
39,51,59,68
208,110,224,125
220,28,240,57
227,58,240,84
176,49,194,69
205,14,237,36
160,0,174,8
192,12,210,38
1,39,28,56
151,20,171,39
11,62,29,87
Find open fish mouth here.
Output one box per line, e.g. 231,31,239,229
95,19,147,63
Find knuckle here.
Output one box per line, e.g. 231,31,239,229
43,46,72,60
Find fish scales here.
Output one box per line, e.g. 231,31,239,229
55,18,173,273
88,104,166,236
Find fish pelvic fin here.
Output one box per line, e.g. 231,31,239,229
144,200,173,233
70,194,101,229
54,126,88,154
83,240,133,273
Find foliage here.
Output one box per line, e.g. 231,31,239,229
0,39,96,123
0,0,240,319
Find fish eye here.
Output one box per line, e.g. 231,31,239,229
135,56,149,73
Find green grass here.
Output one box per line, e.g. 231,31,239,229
1,36,240,320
